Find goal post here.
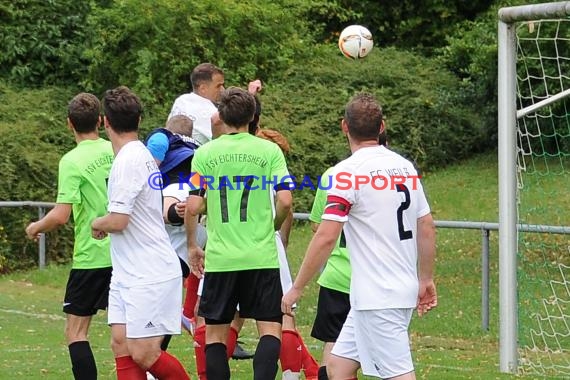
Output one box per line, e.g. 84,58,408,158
498,1,570,375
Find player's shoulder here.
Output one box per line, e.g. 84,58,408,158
171,92,192,104
118,140,148,162
250,135,286,157
382,146,420,173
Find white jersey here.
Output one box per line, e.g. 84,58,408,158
323,145,430,310
107,141,181,287
162,183,207,266
168,92,218,145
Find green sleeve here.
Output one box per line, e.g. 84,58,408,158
56,158,81,204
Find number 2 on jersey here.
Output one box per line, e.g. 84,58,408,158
219,176,254,223
396,184,413,240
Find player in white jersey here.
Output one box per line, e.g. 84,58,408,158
282,93,437,380
168,62,225,144
91,86,190,379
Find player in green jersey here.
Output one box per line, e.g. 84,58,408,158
186,87,292,380
25,93,113,380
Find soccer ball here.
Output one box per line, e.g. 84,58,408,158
338,25,374,59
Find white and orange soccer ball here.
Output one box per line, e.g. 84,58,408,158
338,25,374,59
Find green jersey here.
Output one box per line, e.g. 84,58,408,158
57,138,113,269
309,167,351,294
192,133,291,272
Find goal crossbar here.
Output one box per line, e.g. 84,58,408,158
499,2,570,23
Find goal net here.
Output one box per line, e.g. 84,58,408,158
516,17,570,377
499,3,570,375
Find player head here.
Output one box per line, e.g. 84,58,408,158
342,92,383,143
67,93,101,134
166,114,193,137
218,87,256,131
247,95,262,135
102,86,143,134
191,63,225,104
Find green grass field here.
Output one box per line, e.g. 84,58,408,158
0,152,558,379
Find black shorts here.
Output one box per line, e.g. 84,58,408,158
311,286,351,342
198,269,283,324
63,267,112,316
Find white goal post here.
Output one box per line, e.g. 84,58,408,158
498,1,570,374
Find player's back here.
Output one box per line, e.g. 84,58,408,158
192,133,290,272
58,138,113,269
107,140,180,286
330,145,431,310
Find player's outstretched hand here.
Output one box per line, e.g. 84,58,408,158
189,246,205,279
281,287,302,317
25,222,40,241
417,279,437,317
248,79,262,95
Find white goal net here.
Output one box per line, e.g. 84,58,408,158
515,17,570,377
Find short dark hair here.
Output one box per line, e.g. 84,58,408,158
190,63,224,92
247,96,262,135
102,86,143,133
218,87,255,129
344,93,383,142
68,93,100,134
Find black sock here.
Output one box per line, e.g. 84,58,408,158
205,342,230,380
68,341,97,380
160,334,172,351
318,365,329,380
253,335,280,380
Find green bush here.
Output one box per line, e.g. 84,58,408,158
0,0,91,86
0,84,76,270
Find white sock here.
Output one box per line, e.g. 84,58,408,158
282,369,301,380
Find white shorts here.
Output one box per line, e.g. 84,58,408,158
197,232,293,298
108,277,183,338
331,308,414,378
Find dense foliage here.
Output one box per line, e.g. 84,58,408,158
0,0,554,270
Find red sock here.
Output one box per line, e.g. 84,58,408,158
194,325,207,380
115,356,146,380
280,329,303,373
299,334,319,377
225,326,238,359
148,350,190,380
183,273,200,319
